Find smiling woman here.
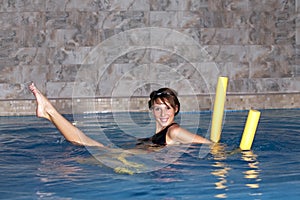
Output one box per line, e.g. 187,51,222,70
29,83,211,149
147,88,211,145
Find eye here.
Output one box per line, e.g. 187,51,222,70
154,107,161,112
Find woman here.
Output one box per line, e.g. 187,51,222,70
145,88,211,145
29,83,211,148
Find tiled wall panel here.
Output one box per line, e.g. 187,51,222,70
0,0,299,115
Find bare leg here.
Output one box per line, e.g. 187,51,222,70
29,83,104,147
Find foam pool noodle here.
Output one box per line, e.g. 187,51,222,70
210,77,228,143
239,109,261,150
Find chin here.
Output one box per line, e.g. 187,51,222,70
159,120,171,127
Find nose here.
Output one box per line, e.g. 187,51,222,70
160,108,166,117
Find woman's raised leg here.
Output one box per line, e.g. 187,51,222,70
29,83,104,147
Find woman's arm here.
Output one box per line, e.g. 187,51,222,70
167,125,212,145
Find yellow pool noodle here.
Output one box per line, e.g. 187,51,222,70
239,110,261,150
210,77,228,143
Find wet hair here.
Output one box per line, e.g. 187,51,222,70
148,88,180,116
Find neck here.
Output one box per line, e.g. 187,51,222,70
155,122,175,133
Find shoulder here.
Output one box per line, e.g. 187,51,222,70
168,123,180,130
167,123,182,137
165,123,181,144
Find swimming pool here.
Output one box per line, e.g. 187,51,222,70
0,109,299,199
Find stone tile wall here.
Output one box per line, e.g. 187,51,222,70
0,0,299,116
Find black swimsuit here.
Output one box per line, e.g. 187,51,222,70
136,123,178,147
151,123,178,145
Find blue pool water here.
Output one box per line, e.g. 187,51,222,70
0,109,299,199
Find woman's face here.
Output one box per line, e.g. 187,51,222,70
151,100,178,130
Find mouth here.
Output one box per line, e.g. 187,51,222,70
160,118,169,123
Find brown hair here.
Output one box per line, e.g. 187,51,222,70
148,88,180,116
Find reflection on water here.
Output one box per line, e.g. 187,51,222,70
212,161,231,198
37,157,84,183
210,144,230,198
242,150,262,197
210,145,262,199
36,156,85,199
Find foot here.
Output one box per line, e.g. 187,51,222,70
29,83,55,121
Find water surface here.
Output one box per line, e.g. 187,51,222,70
0,109,299,199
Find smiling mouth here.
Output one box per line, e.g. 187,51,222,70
160,118,169,122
